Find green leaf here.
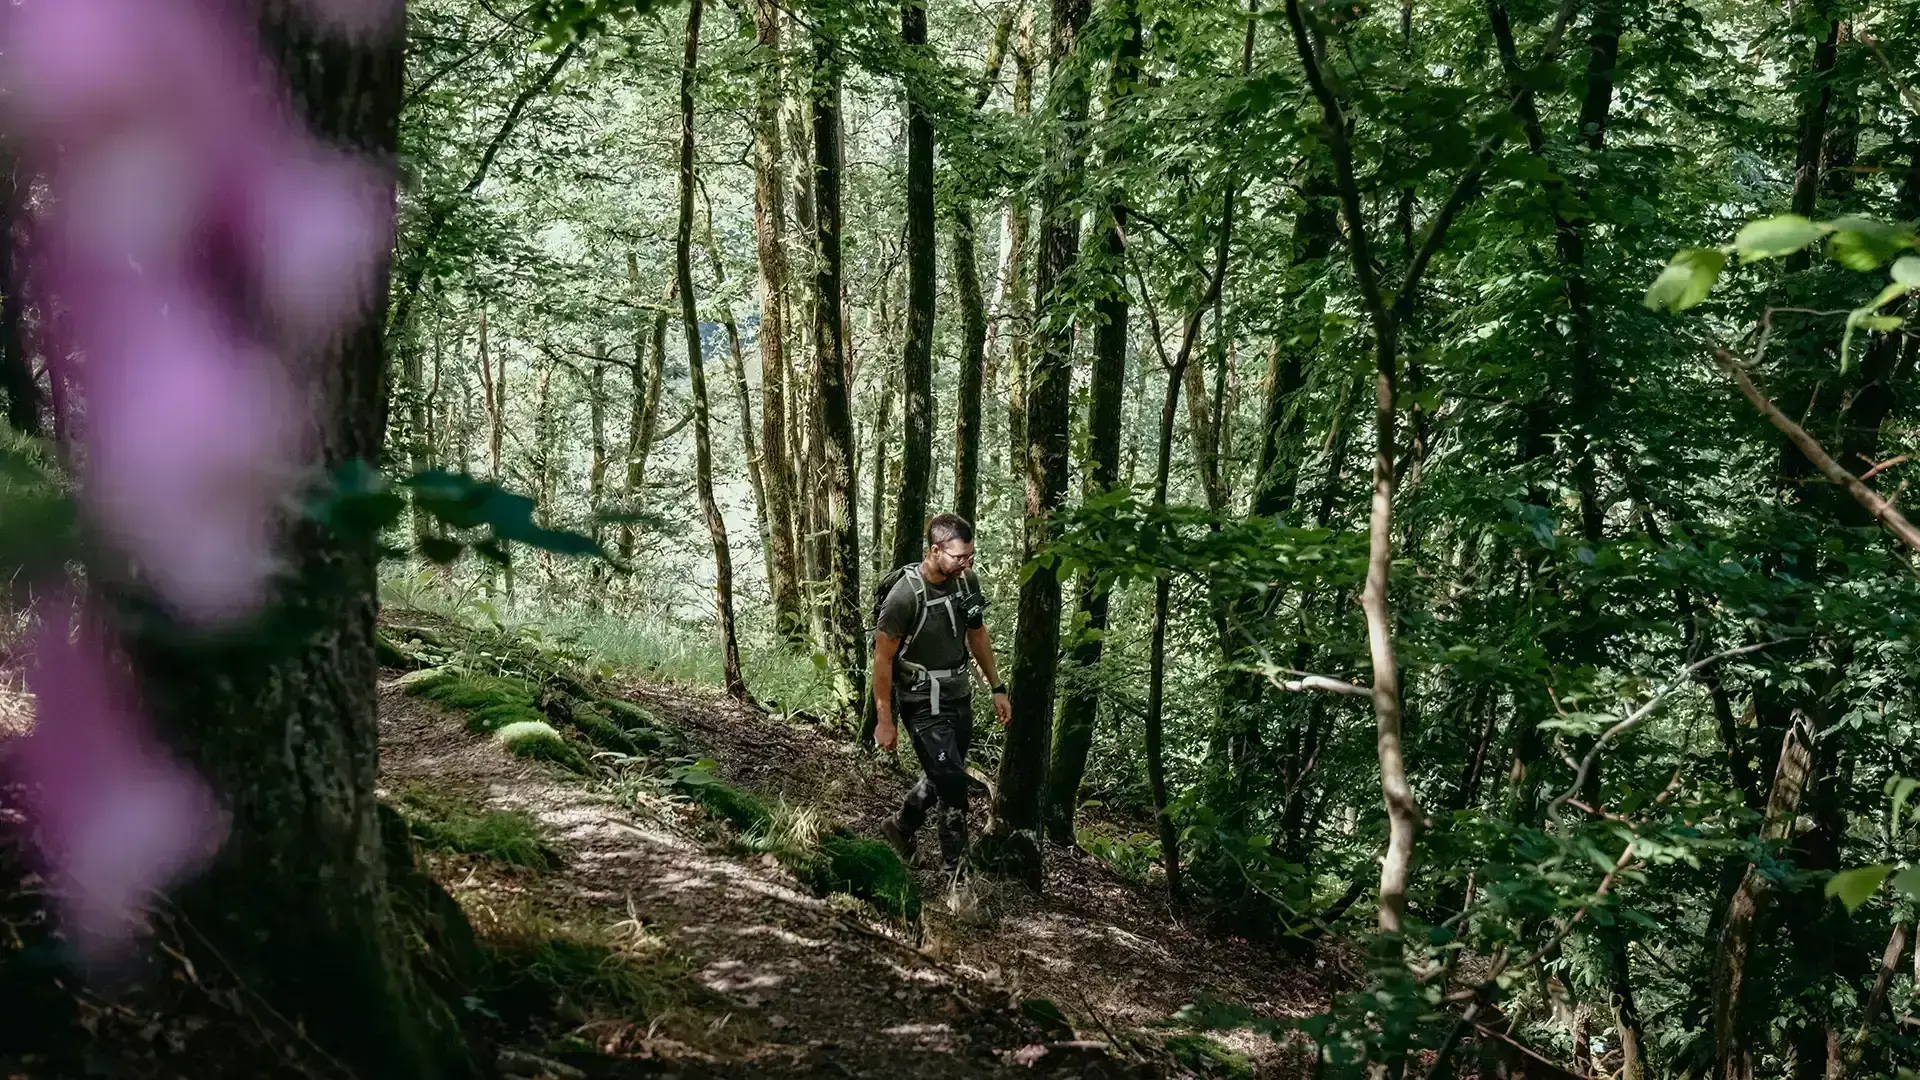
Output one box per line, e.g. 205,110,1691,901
1825,217,1916,270
1824,865,1892,913
1735,215,1825,261
1889,776,1919,833
1891,865,1920,899
1893,255,1920,286
1644,248,1727,312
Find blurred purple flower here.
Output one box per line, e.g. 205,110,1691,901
1,0,398,955
8,0,396,619
15,601,227,962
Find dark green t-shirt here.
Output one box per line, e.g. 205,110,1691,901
877,568,985,673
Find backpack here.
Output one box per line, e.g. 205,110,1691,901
870,563,982,667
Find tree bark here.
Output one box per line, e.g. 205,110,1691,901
1045,0,1142,846
951,205,988,526
812,20,864,714
0,154,38,438
1712,719,1817,1080
752,0,805,639
999,11,1037,483
890,0,936,568
587,344,608,560
948,10,1013,525
985,0,1093,888
141,8,480,1076
677,0,747,699
703,192,774,587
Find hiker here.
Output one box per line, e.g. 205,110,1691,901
872,513,1011,875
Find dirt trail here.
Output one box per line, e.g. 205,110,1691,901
379,656,1335,1078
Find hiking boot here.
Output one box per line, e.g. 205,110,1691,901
879,815,916,860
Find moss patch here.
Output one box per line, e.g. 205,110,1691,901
1163,1034,1253,1077
392,786,558,870
796,832,920,922
687,780,773,833
402,669,547,734
479,908,687,1029
496,721,587,772
567,703,640,756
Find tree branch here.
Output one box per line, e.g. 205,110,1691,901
1713,348,1920,555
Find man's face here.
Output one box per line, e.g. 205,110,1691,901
933,539,975,575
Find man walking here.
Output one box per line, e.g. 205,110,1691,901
873,514,1011,875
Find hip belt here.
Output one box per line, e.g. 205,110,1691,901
900,663,968,715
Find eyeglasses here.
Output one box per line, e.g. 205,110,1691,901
938,546,976,566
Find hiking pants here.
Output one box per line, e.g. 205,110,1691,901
897,676,973,866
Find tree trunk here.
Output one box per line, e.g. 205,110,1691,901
405,309,435,551
998,11,1037,484
703,194,774,587
1044,0,1141,846
812,20,864,714
951,205,988,526
677,0,747,699
890,0,936,568
1141,358,1190,898
871,360,899,581
0,154,38,438
588,344,608,565
139,10,480,1076
948,11,1013,525
752,0,805,639
985,0,1093,888
1712,719,1817,1080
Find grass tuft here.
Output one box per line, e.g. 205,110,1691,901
496,721,588,772
392,785,557,870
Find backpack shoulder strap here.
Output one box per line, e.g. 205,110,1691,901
899,564,930,652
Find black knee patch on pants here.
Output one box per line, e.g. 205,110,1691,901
899,711,972,864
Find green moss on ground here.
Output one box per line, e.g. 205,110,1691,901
796,832,920,922
481,910,688,1029
401,669,547,734
567,703,640,756
1163,1034,1253,1077
684,779,774,833
495,721,587,772
392,785,558,870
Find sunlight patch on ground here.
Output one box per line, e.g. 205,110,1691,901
732,924,830,949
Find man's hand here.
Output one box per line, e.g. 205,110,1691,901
875,715,898,752
992,691,1012,726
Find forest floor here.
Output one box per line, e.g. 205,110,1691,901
0,608,1344,1078
373,607,1343,1078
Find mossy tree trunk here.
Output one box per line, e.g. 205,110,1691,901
889,0,935,569
132,6,481,1077
984,0,1091,888
1044,0,1140,846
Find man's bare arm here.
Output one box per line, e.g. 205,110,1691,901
873,631,901,749
966,626,1000,687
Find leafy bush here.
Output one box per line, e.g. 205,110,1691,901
1077,827,1162,886
495,721,587,772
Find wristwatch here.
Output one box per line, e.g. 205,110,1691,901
991,684,1007,696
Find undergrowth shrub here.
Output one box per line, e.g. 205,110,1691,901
393,785,557,870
